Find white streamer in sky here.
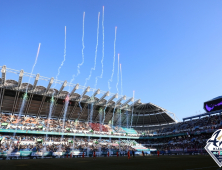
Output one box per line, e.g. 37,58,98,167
103,26,117,125
70,12,85,86
120,64,123,96
116,54,120,95
54,26,66,88
84,12,100,87
111,54,120,127
25,43,41,93
79,12,100,115
108,26,117,91
94,6,105,89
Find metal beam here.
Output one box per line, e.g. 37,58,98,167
91,89,100,98
12,91,20,114
17,69,24,88
103,107,113,123
149,113,152,125
116,95,126,105
97,91,109,103
97,107,104,123
88,105,98,121
25,93,34,115
42,77,56,116
70,84,79,97
68,102,78,119
58,101,67,119
0,88,5,112
32,74,40,90
149,104,160,125
87,89,100,104
37,96,46,117
59,100,71,119
155,114,160,125
99,94,118,122
114,109,123,125
77,103,88,120
143,113,145,127
160,112,168,124
110,96,126,124
94,106,105,122
57,80,67,95
1,65,6,85
105,93,118,106
119,97,133,109
129,99,141,108
135,113,140,126
45,77,54,94
121,113,128,126
81,86,90,99
24,74,40,115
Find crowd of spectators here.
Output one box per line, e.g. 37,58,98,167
0,113,139,137
1,112,222,155
0,134,135,153
136,114,222,136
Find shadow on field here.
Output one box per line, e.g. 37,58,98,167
0,155,219,170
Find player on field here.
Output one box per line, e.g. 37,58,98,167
128,150,130,159
142,151,145,157
157,150,160,157
93,150,96,159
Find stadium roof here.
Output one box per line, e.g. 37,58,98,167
0,65,176,126
211,96,222,101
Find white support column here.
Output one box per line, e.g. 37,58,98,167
17,69,24,88
91,89,100,98
45,77,54,93
129,99,141,109
119,97,133,109
1,65,6,85
37,77,54,116
70,84,79,97
32,74,40,90
105,93,118,105
97,91,109,104
80,86,90,101
57,80,67,95
116,95,126,105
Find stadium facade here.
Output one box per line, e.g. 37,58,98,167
0,65,220,160
0,65,176,127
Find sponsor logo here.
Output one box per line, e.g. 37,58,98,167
205,129,222,167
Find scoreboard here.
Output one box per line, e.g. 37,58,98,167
204,98,222,112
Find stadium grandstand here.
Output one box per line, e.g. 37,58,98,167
0,65,220,159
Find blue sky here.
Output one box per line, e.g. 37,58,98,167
0,0,222,121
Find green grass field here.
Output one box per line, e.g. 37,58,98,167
0,155,221,170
